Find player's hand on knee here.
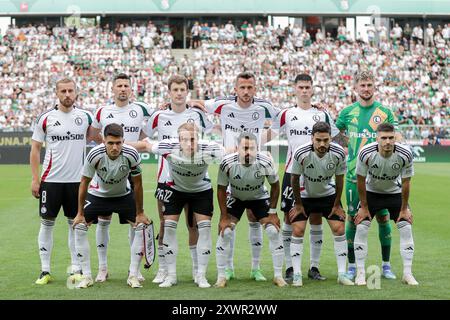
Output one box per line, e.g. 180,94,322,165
267,213,281,231
218,217,232,236
289,204,306,223
136,213,151,226
72,214,87,228
354,207,370,225
330,205,346,221
397,208,413,225
31,180,40,199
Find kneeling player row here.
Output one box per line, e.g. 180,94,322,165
44,121,418,288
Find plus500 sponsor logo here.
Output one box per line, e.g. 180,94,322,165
349,131,377,139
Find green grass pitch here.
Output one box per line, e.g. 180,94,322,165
0,163,448,300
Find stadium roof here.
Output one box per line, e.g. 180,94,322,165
1,0,449,16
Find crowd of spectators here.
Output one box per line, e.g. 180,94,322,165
0,21,448,140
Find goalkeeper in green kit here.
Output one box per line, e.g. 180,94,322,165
335,70,401,280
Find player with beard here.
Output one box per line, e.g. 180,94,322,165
31,78,96,284
335,70,400,280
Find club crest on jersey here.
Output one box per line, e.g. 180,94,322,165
254,171,262,179
373,115,382,124
312,115,320,122
252,112,260,120
75,117,83,126
129,110,138,118
327,163,335,170
119,164,128,172
392,163,401,170
187,118,194,124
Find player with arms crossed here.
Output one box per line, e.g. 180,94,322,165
145,123,224,288
271,74,340,282
335,70,399,280
72,123,151,288
289,122,354,286
354,123,417,286
143,75,212,284
214,132,286,288
90,73,153,283
195,72,280,282
31,78,96,285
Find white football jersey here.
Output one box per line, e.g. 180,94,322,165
205,96,280,149
291,142,347,198
83,144,141,198
218,152,279,201
271,106,339,173
32,106,93,183
92,101,152,142
152,139,224,193
356,142,414,194
143,106,213,183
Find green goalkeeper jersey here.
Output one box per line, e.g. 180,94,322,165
336,101,398,182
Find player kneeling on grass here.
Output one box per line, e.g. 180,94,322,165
145,123,224,288
214,132,287,288
354,123,418,286
289,122,354,287
72,123,151,289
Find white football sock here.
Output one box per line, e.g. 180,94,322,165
158,244,167,272
163,220,178,278
282,222,293,269
310,223,323,269
196,220,212,277
265,224,284,278
189,245,198,278
216,228,232,278
128,224,135,247
333,234,348,274
226,227,236,270
354,220,371,273
38,219,54,273
74,223,91,277
397,221,414,275
249,222,263,270
67,219,81,273
96,218,110,270
290,236,304,276
129,223,145,277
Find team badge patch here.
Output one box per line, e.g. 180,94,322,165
252,112,260,120
373,115,381,124
313,115,320,122
187,118,194,123
254,171,262,179
392,163,401,170
119,164,128,172
129,110,138,118
327,163,335,170
75,117,83,126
